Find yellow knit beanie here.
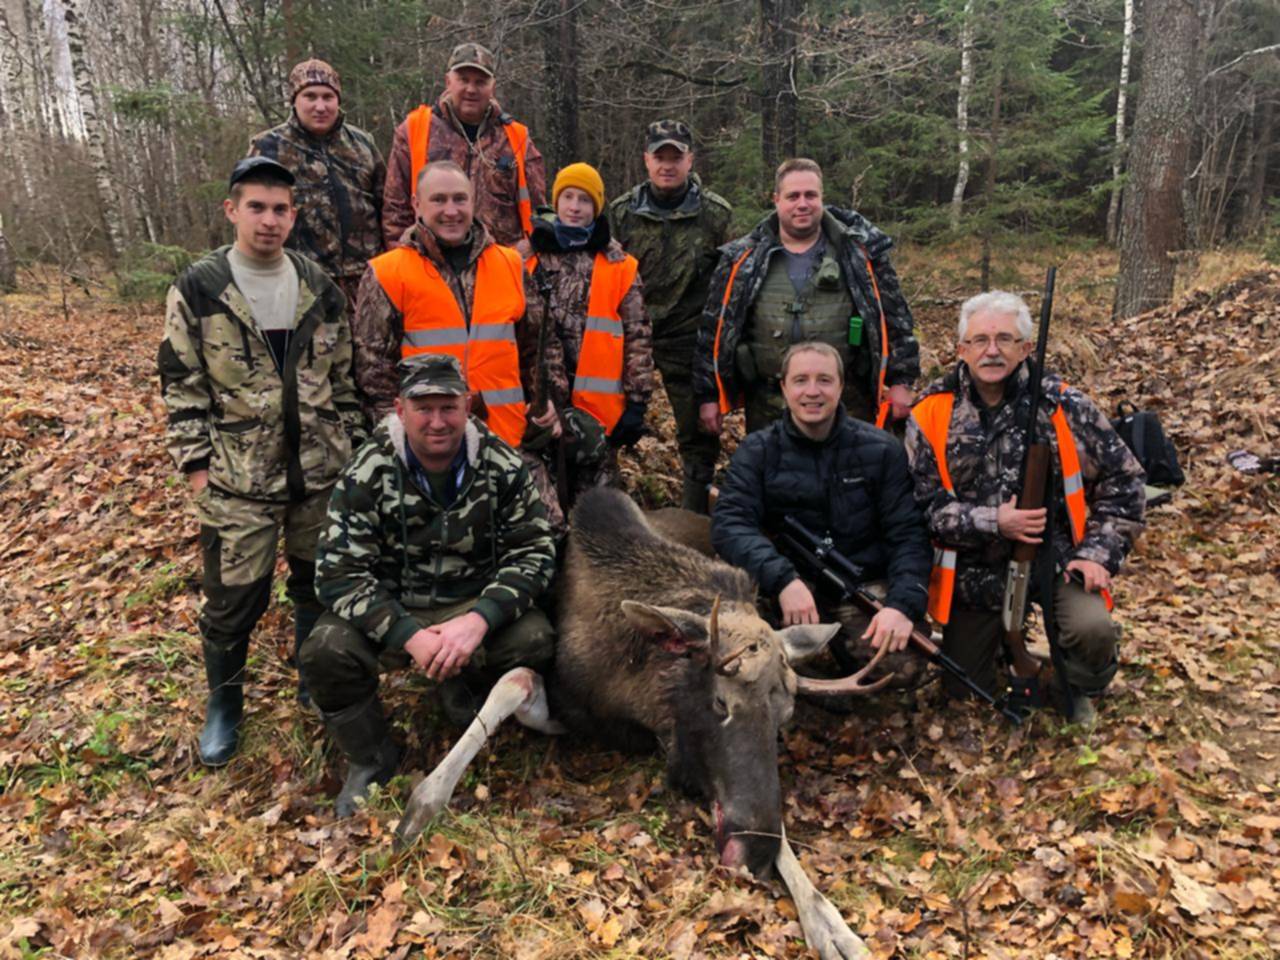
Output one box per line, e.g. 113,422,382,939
552,163,605,215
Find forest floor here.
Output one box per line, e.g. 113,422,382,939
1,241,1278,959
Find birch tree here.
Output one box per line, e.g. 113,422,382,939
949,0,975,230
1106,0,1134,244
60,0,126,257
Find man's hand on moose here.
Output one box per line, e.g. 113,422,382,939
419,611,488,680
862,607,913,652
779,578,819,625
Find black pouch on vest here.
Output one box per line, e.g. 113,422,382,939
1111,401,1185,487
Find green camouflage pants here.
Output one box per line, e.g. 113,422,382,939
194,485,329,651
654,335,720,489
941,578,1120,697
300,597,555,713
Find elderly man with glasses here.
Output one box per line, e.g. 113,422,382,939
904,291,1145,725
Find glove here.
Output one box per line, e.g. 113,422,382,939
608,401,648,448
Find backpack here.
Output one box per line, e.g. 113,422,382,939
1112,401,1185,487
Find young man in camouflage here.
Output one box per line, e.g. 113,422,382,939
905,291,1146,725
158,157,366,766
300,355,557,816
694,158,919,437
382,42,546,248
608,120,732,513
249,59,385,307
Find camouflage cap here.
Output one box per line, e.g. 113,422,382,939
289,58,342,101
645,120,693,154
447,42,496,77
398,355,468,398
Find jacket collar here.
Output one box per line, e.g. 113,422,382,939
528,215,613,256
629,174,706,219
384,411,484,471
780,404,849,447
435,94,501,137
399,221,494,272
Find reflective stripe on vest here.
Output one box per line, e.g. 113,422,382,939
527,251,637,433
713,249,753,415
407,105,534,238
911,385,1112,624
370,243,528,447
862,253,892,429
911,392,958,624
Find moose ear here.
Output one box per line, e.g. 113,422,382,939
777,622,842,664
621,601,709,655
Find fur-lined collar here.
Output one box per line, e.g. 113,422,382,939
382,411,484,469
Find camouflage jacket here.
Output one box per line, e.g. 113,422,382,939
606,175,732,343
522,217,654,409
158,246,366,503
315,413,556,647
383,96,547,248
351,223,558,424
692,207,920,405
248,111,386,280
904,362,1146,612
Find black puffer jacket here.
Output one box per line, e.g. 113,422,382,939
710,410,932,621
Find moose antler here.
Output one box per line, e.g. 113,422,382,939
708,594,722,666
794,641,894,696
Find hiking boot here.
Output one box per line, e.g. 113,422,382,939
323,697,401,817
1070,693,1098,729
198,637,249,766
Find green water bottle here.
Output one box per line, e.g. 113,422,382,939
848,314,863,346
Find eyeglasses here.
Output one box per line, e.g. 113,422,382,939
961,334,1025,351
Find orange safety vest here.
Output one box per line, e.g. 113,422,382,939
406,105,534,238
370,243,528,447
911,385,1113,625
710,246,892,427
527,252,637,434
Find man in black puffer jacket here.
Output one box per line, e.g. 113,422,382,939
711,342,931,678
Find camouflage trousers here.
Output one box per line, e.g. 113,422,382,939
300,597,555,713
942,579,1120,697
743,377,875,435
654,335,720,501
194,485,329,651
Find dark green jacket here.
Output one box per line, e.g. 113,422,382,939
158,246,365,502
607,175,732,342
315,414,556,648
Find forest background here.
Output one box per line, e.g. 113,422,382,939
0,0,1277,315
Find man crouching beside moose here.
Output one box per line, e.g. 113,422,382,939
712,342,933,679
300,354,557,816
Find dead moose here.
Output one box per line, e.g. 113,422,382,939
393,486,886,958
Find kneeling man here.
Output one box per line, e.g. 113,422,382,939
302,355,557,815
905,291,1145,723
711,342,932,677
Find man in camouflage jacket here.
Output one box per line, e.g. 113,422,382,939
905,291,1145,723
694,159,919,436
249,59,385,305
382,43,546,248
158,157,366,767
608,120,732,512
301,355,556,816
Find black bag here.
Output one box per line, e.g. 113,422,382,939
1112,401,1185,487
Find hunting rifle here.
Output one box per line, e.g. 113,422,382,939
780,514,1025,724
528,260,571,513
1000,266,1075,716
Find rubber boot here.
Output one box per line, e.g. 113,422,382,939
198,637,249,766
293,604,322,712
324,696,401,817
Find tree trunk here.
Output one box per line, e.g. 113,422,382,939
539,0,580,174
949,0,975,230
1114,0,1203,319
760,0,800,175
0,214,16,292
61,0,127,258
1106,0,1135,244
1241,97,1275,236
979,68,1002,291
